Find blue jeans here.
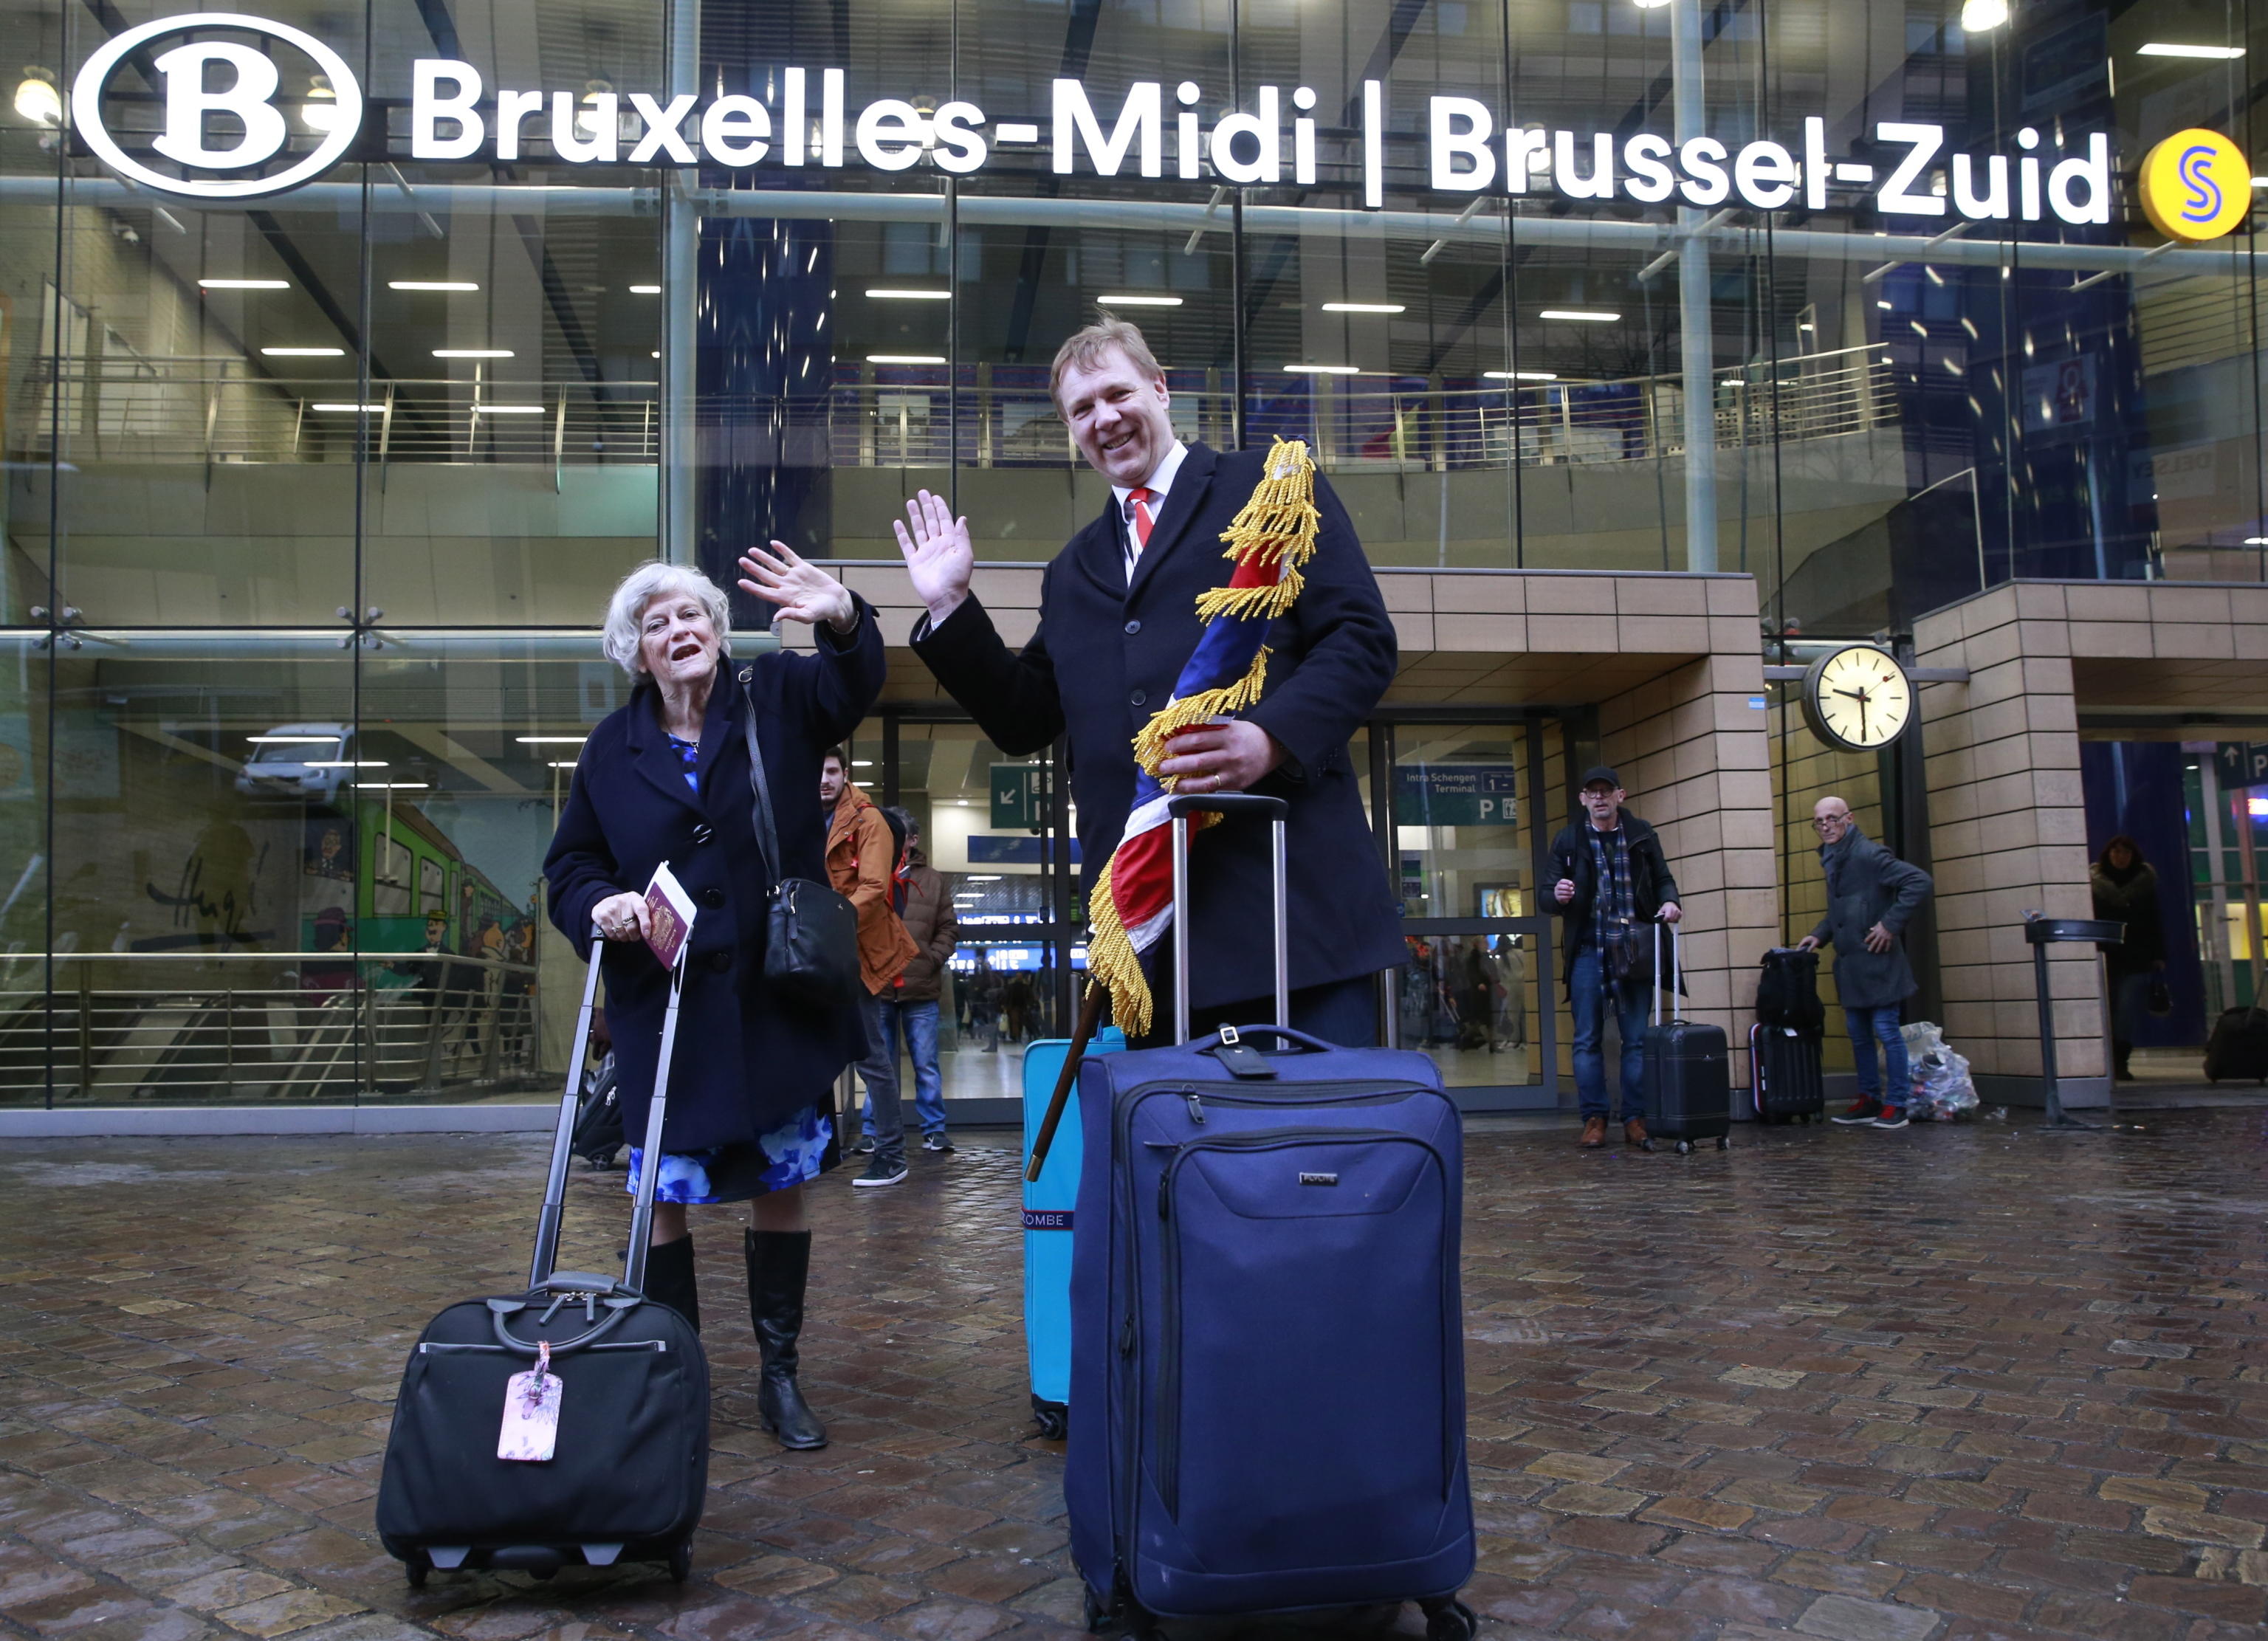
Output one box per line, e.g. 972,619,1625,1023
1570,946,1649,1122
863,998,946,1138
856,993,906,1163
1846,1005,1909,1110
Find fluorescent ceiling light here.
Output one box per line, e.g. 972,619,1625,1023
246,734,337,744
548,760,580,768
475,403,546,414
1322,302,1405,314
515,735,587,744
867,288,950,300
852,760,873,767
306,760,388,768
968,875,1003,882
312,402,385,412
1285,363,1361,374
2137,43,2246,59
389,280,478,291
1483,370,1558,381
1098,293,1183,306
628,284,662,294
200,278,288,290
1539,309,1619,322
2247,537,2268,546
354,781,428,790
433,348,515,358
261,346,344,357
867,354,946,364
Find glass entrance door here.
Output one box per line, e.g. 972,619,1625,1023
1367,714,1566,1110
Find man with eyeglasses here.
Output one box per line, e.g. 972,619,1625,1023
1546,766,1682,1149
1797,797,1934,1129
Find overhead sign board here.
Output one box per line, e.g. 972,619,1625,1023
990,763,1051,831
1394,765,1518,828
2215,742,2268,790
66,10,2224,236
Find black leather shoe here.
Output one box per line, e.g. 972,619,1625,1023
745,1228,827,1451
642,1233,699,1332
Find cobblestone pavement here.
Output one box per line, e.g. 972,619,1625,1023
3,1109,2267,1641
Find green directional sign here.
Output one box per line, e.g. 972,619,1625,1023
2216,743,2268,791
990,763,1051,830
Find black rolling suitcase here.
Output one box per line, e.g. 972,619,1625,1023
1749,1023,1826,1122
2205,1005,2268,1084
1641,920,1731,1154
1750,947,1825,1122
376,932,707,1586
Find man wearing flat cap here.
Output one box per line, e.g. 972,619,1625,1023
1544,767,1683,1149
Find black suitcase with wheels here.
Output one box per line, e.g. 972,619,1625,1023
1641,921,1732,1154
2205,1005,2268,1084
376,932,707,1586
1749,1022,1826,1122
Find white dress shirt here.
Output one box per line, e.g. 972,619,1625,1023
1108,439,1190,583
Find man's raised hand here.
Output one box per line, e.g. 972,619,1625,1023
893,489,975,627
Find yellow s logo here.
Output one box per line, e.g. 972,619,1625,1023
2139,128,2252,242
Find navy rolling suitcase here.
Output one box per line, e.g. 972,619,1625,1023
1641,920,1732,1154
1749,1022,1826,1122
1062,794,1475,1640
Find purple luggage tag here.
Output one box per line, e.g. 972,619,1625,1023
498,1338,562,1462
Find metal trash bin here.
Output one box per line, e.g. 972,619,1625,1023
2022,913,2123,1130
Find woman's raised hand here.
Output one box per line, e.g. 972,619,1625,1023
893,489,974,626
739,541,856,630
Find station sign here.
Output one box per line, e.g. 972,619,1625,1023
65,8,2220,235
990,763,1051,831
1394,765,1518,828
2215,742,2268,791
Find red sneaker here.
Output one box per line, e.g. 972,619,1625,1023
1832,1097,1884,1126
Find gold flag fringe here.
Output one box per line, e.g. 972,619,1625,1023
1089,438,1319,1039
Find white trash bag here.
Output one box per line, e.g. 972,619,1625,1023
1900,1021,1978,1120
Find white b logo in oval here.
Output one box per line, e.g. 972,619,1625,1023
72,13,362,199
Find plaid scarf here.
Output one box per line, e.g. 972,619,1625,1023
1587,824,1638,955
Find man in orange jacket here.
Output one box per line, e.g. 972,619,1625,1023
822,746,920,1186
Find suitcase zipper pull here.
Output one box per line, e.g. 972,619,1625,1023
537,1293,570,1326
1185,1093,1206,1125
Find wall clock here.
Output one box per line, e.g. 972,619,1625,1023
1801,644,1913,751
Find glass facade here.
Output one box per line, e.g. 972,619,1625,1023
6,0,2267,1108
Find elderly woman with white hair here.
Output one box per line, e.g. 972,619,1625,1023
543,544,881,1451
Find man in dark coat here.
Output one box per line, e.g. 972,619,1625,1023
1798,795,1934,1129
1544,766,1683,1149
892,317,1403,1043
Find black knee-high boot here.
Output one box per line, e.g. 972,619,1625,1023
643,1234,700,1332
745,1228,826,1450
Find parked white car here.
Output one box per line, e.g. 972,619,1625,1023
236,723,354,799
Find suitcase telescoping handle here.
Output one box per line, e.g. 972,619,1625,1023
1651,915,1684,1029
526,924,687,1299
1166,791,1290,1046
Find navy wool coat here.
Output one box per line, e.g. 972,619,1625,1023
912,442,1405,1008
544,604,884,1152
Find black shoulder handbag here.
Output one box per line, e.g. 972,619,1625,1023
740,695,862,1009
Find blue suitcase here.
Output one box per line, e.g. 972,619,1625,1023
1061,795,1476,1640
1022,1025,1126,1439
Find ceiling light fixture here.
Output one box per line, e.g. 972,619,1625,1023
1285,363,1361,374
475,403,546,414
1322,302,1406,314
2138,42,2246,59
1959,0,2010,31
548,760,580,769
867,353,946,364
13,68,61,129
246,734,338,744
306,760,388,768
628,283,662,294
866,288,951,300
434,348,515,358
312,402,386,412
1096,293,1183,306
261,346,346,357
1483,370,1559,381
1539,309,1620,322
389,280,479,292
354,781,430,790
515,735,588,744
200,278,289,290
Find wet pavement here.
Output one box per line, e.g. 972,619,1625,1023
2,1108,2266,1641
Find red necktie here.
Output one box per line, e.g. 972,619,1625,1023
1124,486,1155,579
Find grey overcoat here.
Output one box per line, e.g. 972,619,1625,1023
1809,825,1934,1011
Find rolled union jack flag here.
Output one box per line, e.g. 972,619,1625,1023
1082,438,1319,1039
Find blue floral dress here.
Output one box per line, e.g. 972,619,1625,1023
622,732,839,1205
